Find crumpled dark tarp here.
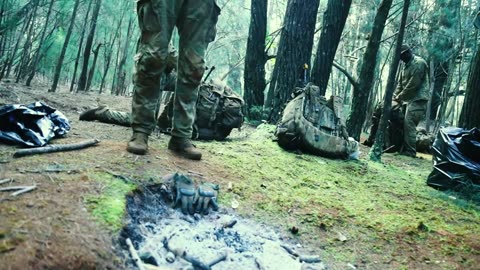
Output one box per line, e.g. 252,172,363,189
427,127,480,190
0,101,70,147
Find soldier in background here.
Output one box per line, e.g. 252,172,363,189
393,45,429,157
127,0,221,160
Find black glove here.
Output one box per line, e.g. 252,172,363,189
194,182,219,214
172,173,196,215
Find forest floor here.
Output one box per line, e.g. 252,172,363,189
0,79,479,270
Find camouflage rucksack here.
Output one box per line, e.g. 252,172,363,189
275,84,358,159
194,80,244,140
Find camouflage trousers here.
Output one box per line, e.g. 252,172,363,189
93,108,132,127
403,100,427,155
132,0,220,138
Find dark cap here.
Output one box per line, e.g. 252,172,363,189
400,44,411,54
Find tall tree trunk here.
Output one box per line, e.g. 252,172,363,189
110,36,121,95
77,0,102,91
50,0,81,92
370,0,411,162
114,15,133,96
99,12,124,94
15,0,39,83
310,0,352,96
243,0,267,118
346,0,393,141
0,0,8,61
459,46,480,129
1,6,31,80
267,0,321,123
70,0,93,92
25,0,55,86
85,43,103,91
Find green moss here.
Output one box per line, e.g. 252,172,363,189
196,124,480,266
85,172,135,231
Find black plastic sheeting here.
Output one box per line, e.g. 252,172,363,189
427,127,480,191
0,101,70,147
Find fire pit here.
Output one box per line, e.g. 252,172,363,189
120,183,327,270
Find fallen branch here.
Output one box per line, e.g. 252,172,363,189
0,179,13,185
280,244,299,257
126,238,146,270
13,139,100,158
0,186,33,192
206,252,228,267
299,255,322,263
11,185,37,197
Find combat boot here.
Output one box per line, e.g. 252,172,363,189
127,132,149,155
79,105,108,121
168,136,202,160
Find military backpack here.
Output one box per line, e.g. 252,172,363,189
275,84,358,159
193,80,244,140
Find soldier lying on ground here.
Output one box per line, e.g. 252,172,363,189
79,79,244,142
363,100,434,154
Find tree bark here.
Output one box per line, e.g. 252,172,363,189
99,12,124,94
77,0,102,91
243,0,267,118
25,0,55,86
346,0,393,141
1,5,31,80
459,46,480,129
114,15,133,96
15,0,39,83
86,43,103,91
310,0,353,96
370,0,411,162
50,0,81,92
70,0,93,92
267,0,321,123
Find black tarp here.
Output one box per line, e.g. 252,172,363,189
427,127,480,191
0,101,70,147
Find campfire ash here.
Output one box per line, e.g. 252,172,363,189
120,184,327,270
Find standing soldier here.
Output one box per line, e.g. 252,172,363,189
127,0,221,160
393,45,429,157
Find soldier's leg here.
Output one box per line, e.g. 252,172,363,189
402,100,427,156
80,106,131,126
128,0,177,154
157,94,174,132
99,110,132,127
168,0,220,160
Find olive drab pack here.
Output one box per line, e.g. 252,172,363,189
193,80,244,140
275,84,359,159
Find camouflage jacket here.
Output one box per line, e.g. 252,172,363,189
395,55,429,103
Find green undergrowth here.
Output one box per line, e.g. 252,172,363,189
85,172,136,231
197,124,480,266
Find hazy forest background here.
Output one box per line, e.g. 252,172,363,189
1,1,480,269
1,0,479,138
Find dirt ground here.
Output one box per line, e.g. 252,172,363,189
0,80,263,270
0,80,479,270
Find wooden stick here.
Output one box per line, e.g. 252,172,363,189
207,252,227,267
13,139,100,158
126,238,146,270
0,186,33,192
280,244,299,257
0,179,13,185
11,185,37,197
